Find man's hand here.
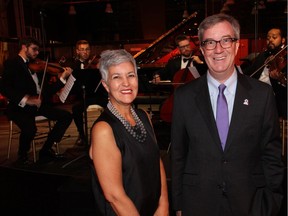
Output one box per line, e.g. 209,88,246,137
269,69,287,86
176,210,182,216
192,55,204,64
60,67,73,80
26,96,42,108
152,74,161,84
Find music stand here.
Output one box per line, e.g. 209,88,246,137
62,85,89,168
62,69,103,168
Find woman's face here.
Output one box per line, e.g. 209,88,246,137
102,61,138,107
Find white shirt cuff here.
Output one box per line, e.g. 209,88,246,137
18,95,29,107
60,77,67,84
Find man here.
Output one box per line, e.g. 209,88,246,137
171,14,284,216
2,37,73,164
154,34,207,82
62,40,108,146
243,27,287,119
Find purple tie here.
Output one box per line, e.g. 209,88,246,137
216,84,229,149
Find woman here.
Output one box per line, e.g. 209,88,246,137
89,49,169,216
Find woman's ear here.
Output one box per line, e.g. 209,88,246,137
101,80,110,93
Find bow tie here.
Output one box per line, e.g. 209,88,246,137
183,58,191,63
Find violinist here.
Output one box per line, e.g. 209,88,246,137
61,40,108,146
152,34,207,83
243,27,287,119
2,37,73,164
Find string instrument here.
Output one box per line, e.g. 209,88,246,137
160,57,196,122
250,44,287,86
266,45,287,86
59,55,99,70
28,58,65,75
84,55,99,69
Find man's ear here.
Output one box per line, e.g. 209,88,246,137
281,37,286,45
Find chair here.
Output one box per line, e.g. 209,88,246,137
7,115,60,163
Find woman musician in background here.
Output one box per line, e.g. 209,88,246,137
60,39,108,146
243,27,287,119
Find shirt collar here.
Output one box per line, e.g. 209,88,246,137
19,54,29,63
207,68,237,95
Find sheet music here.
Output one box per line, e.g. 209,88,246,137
59,74,76,103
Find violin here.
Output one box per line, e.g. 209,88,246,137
250,45,287,85
29,58,65,75
266,45,287,86
84,55,99,69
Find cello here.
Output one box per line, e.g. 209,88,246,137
160,58,196,122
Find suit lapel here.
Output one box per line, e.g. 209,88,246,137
225,73,252,151
195,76,222,150
17,56,39,94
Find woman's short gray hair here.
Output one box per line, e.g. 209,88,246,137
98,49,137,82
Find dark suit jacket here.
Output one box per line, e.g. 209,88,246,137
171,72,284,216
159,55,208,81
2,55,65,113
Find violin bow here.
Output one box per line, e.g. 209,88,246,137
94,79,102,93
38,57,49,99
85,55,97,69
250,44,287,78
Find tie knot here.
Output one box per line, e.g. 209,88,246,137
218,84,226,94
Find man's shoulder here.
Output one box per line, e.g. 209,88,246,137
168,55,181,62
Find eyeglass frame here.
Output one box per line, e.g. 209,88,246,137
200,37,238,50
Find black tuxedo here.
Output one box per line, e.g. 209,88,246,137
171,72,284,216
63,57,108,140
2,55,72,156
242,50,287,118
159,55,208,81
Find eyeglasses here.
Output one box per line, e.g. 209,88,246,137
78,48,91,52
178,44,190,50
201,38,238,50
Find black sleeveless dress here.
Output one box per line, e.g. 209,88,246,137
90,108,161,216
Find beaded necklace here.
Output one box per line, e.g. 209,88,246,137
107,101,147,143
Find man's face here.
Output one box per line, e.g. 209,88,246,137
266,29,284,50
25,44,39,60
200,21,239,80
76,44,91,61
178,39,192,58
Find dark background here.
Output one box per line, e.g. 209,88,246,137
4,0,287,45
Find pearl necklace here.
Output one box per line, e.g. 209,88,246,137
107,101,147,143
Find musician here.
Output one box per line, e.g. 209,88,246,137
2,37,73,164
243,27,287,119
153,34,207,83
62,40,108,146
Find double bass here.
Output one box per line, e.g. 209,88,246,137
159,58,196,123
